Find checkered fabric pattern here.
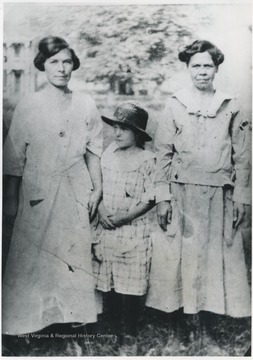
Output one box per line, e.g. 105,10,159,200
93,143,156,295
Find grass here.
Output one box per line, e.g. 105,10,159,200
2,307,251,356
2,93,251,356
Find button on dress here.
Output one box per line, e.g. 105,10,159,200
146,88,251,317
3,90,103,335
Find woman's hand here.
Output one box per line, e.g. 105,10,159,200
225,201,247,247
3,176,21,224
88,189,102,222
233,201,246,230
3,196,19,224
157,201,172,231
98,202,115,229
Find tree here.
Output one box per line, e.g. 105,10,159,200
4,4,212,93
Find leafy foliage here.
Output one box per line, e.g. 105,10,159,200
4,4,212,89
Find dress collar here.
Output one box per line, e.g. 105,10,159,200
102,142,155,171
172,87,235,118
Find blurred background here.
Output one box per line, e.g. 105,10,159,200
3,3,252,148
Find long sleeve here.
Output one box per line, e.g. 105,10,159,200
86,97,103,158
230,102,251,204
154,101,177,203
3,98,30,176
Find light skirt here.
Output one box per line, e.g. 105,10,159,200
3,175,99,335
146,183,251,317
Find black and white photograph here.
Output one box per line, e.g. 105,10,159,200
2,0,252,357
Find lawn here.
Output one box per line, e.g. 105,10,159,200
2,93,251,357
2,306,251,356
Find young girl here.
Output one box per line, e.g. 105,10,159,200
93,102,156,355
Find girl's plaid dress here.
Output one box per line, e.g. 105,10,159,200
93,142,156,296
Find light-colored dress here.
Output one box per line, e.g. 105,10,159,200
146,88,251,317
3,90,103,335
93,142,156,296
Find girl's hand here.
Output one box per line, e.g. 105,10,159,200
88,189,102,222
98,202,115,229
157,201,172,232
108,214,128,227
233,201,246,230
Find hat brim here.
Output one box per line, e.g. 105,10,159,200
101,116,152,142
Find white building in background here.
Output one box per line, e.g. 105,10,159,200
3,39,37,99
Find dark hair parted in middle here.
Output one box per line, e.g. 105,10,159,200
34,36,80,72
178,40,224,67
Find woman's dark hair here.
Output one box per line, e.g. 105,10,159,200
34,36,80,71
178,40,224,66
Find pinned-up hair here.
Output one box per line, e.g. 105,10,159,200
34,36,80,71
178,40,224,66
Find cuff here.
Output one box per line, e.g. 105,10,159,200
86,143,103,158
141,190,156,204
155,184,173,203
3,164,24,177
233,186,251,205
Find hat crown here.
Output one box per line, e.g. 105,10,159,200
114,102,148,132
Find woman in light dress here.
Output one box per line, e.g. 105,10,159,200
146,40,251,355
3,36,103,351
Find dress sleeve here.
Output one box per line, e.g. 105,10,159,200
154,100,177,203
86,97,103,158
140,157,157,204
230,100,251,205
3,98,30,176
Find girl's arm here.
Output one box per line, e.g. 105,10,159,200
108,201,155,227
84,149,102,221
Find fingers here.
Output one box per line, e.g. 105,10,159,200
167,207,172,224
157,201,172,232
225,237,234,247
4,199,19,220
88,200,93,216
157,214,168,232
88,190,102,215
233,204,245,230
89,197,100,221
99,218,107,229
89,204,97,223
107,215,118,227
234,212,244,230
104,221,116,230
100,217,115,230
233,206,238,223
